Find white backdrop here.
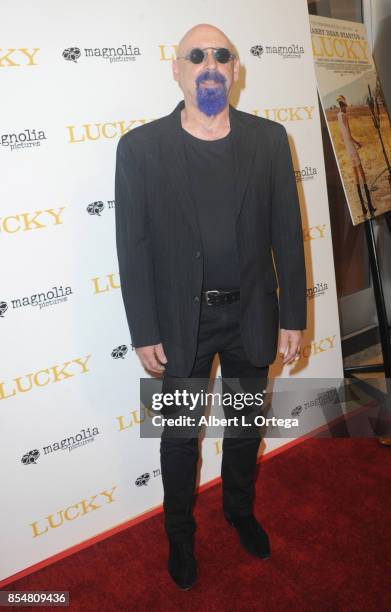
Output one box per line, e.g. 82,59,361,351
0,0,343,583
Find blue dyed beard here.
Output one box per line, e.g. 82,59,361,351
195,70,228,117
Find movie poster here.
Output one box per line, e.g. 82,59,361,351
310,15,391,226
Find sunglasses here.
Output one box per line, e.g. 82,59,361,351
177,47,236,64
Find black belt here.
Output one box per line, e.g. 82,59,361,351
201,289,240,306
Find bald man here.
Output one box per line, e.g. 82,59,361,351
115,24,306,590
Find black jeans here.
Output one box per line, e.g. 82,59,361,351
159,298,269,542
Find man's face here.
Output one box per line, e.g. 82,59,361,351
172,27,239,116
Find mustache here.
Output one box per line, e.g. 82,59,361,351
195,70,227,87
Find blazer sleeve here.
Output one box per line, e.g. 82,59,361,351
114,135,161,348
271,125,307,330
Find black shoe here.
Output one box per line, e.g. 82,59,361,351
226,514,271,559
168,539,197,590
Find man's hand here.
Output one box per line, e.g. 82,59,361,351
279,329,303,365
135,343,167,376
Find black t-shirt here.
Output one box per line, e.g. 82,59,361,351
182,128,240,291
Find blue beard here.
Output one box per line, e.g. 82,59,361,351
195,70,228,117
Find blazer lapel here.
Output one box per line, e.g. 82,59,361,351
159,99,258,239
229,104,258,218
159,100,201,240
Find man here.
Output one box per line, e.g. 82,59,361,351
115,24,306,590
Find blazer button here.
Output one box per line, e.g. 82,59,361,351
193,295,200,303
195,251,201,258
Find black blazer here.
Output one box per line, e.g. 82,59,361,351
115,99,306,376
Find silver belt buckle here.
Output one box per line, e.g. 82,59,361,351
205,290,220,306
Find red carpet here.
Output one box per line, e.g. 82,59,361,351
4,439,391,611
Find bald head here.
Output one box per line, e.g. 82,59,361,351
173,23,239,118
178,23,234,57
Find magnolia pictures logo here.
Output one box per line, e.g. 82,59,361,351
295,166,318,182
111,345,130,359
135,473,150,487
62,47,81,62
62,44,141,64
1,128,47,152
250,43,304,59
307,282,328,300
0,285,73,319
135,467,161,487
250,45,264,58
86,200,115,216
21,427,100,465
291,388,340,417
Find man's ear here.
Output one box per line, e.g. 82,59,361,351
233,58,240,82
172,59,179,82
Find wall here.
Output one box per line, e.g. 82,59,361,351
0,0,343,583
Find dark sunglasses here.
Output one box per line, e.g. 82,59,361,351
177,47,236,64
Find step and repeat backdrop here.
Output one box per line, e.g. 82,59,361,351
0,0,343,583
